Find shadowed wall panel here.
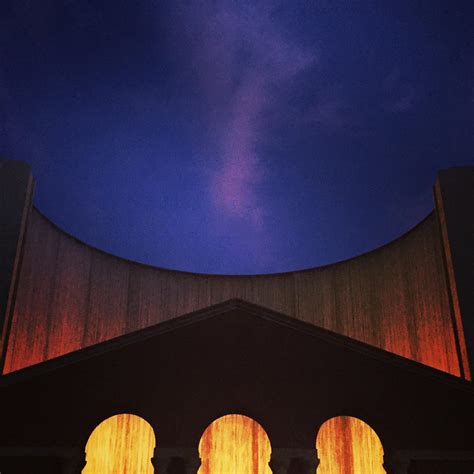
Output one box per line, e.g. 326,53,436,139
0,161,33,358
4,208,461,376
434,167,474,379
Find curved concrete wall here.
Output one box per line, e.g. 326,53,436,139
3,208,461,375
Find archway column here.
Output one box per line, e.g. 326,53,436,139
182,448,201,474
270,448,319,474
152,447,201,474
151,447,176,473
383,450,411,474
292,448,319,474
269,449,292,474
66,449,86,474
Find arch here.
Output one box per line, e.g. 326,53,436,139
82,413,155,474
198,413,272,474
316,416,385,474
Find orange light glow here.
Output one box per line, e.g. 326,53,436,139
82,414,155,474
316,416,385,474
5,211,464,378
198,414,272,474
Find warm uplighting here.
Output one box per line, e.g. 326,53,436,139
82,413,155,474
198,414,272,474
316,416,385,474
4,211,463,379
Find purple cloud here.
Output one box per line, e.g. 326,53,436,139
170,1,316,229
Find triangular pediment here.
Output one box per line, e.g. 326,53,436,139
0,298,473,451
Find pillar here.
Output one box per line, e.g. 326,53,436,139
0,160,34,371
434,166,474,379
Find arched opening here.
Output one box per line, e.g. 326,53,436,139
82,413,155,474
316,416,385,474
198,413,272,474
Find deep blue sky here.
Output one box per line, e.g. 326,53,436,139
1,0,472,274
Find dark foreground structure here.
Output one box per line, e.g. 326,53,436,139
0,160,473,473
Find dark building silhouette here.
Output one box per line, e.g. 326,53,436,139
0,160,473,473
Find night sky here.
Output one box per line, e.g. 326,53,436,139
1,0,472,274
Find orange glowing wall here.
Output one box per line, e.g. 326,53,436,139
82,414,155,474
3,209,463,377
316,416,385,474
198,414,271,474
